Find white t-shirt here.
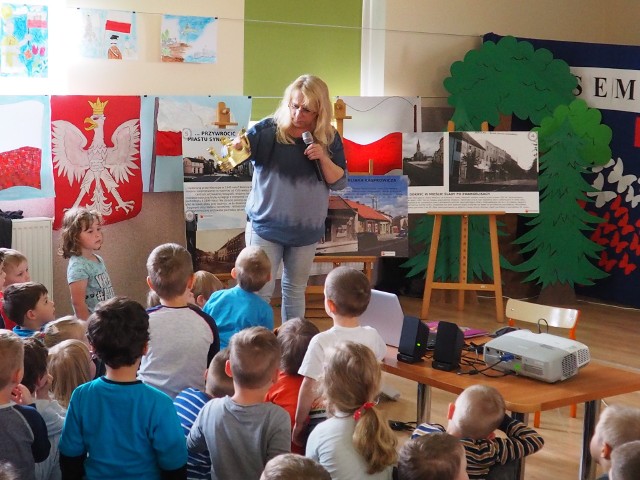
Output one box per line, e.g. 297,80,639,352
306,415,393,480
298,325,387,380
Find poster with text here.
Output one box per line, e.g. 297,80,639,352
140,95,251,192
182,129,252,275
408,131,539,214
317,175,409,258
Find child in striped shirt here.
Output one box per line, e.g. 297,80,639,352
174,348,234,480
411,385,544,479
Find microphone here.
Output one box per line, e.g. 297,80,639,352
302,131,324,182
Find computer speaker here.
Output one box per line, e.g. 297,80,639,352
397,315,429,364
432,321,464,371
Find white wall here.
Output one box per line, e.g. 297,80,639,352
375,0,640,100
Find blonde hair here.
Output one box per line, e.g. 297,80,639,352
0,248,27,271
398,433,466,480
321,341,397,474
48,339,92,408
453,385,505,439
146,290,161,308
59,207,103,259
611,440,640,480
595,405,640,450
273,74,337,150
42,316,86,348
234,246,271,292
192,270,224,303
228,327,280,389
0,330,23,390
260,454,330,480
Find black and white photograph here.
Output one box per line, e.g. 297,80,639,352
402,132,445,186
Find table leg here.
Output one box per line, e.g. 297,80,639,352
580,400,600,480
416,383,431,424
510,412,529,480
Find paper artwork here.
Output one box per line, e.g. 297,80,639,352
0,3,48,77
73,8,137,60
161,15,217,64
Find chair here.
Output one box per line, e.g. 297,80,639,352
505,298,581,428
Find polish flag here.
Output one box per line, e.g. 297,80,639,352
105,11,132,34
343,132,403,175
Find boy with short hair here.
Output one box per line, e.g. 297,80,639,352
174,348,234,480
610,440,640,480
398,432,469,480
412,384,544,479
0,248,29,330
203,246,273,349
260,453,330,480
138,243,219,398
187,326,290,480
3,282,55,338
0,331,50,480
292,266,387,446
59,296,188,479
589,404,640,480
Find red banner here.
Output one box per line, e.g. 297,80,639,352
51,95,142,229
343,132,403,175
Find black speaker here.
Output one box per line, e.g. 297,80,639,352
397,316,430,364
432,321,465,371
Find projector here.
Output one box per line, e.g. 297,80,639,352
484,330,590,383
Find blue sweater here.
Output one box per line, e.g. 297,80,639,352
245,118,347,247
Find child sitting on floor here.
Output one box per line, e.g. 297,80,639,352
3,282,55,338
305,340,397,479
412,384,544,479
265,317,319,454
174,348,234,480
187,326,290,480
293,267,387,447
203,246,273,349
260,454,330,480
398,432,469,480
0,248,30,330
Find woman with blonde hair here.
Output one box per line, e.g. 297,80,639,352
306,341,397,479
237,74,347,321
48,339,95,409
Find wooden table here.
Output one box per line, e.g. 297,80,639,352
383,346,640,480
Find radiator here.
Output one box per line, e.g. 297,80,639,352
10,217,54,297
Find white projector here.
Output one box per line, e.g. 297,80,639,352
484,330,590,383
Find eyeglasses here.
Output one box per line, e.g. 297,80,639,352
289,103,316,115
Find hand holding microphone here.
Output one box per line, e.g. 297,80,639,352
302,131,324,182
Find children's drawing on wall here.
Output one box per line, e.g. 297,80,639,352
402,132,445,187
50,95,142,229
72,8,137,60
317,175,409,258
160,15,217,64
139,96,251,192
0,96,52,199
0,3,48,77
338,96,420,175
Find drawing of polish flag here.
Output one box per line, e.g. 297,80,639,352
343,132,403,175
105,10,132,34
0,100,46,192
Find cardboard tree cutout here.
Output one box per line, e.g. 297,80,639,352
510,99,612,299
403,36,611,298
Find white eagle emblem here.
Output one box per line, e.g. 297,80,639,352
52,97,140,215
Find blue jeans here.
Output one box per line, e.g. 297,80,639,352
245,223,317,321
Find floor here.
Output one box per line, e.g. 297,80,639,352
282,292,640,480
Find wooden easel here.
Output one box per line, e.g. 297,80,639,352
213,102,238,128
420,121,505,322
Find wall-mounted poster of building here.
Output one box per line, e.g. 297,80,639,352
408,131,539,214
317,175,409,258
182,128,252,275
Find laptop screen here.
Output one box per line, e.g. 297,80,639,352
359,289,405,347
